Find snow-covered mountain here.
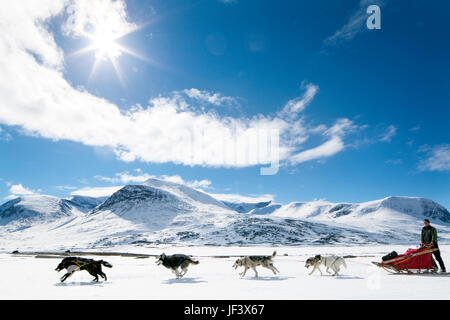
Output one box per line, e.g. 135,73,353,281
143,178,230,210
270,196,450,237
65,195,108,213
0,194,108,228
222,200,273,213
0,179,449,250
0,195,73,228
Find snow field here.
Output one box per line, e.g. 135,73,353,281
0,245,448,300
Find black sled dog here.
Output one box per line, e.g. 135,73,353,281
55,257,113,282
156,253,199,278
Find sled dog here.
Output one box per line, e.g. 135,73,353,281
156,253,199,279
55,257,113,282
305,255,347,276
232,251,279,278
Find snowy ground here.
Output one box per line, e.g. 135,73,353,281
0,245,448,300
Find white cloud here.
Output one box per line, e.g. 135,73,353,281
0,1,364,169
159,175,212,190
323,0,384,47
289,136,344,164
9,184,36,196
94,172,153,184
70,185,124,197
419,144,450,172
183,88,237,107
0,0,66,69
94,171,212,190
62,0,136,40
289,118,360,164
379,125,397,142
6,184,38,200
279,83,319,118
188,179,212,189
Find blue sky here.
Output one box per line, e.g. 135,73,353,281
0,0,449,207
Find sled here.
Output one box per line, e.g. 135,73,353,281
386,272,450,276
372,247,441,274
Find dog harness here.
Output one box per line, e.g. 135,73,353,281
64,259,92,271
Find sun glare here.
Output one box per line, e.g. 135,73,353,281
71,22,146,85
92,30,122,60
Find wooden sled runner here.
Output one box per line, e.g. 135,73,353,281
372,247,449,275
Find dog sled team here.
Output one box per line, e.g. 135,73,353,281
54,250,347,282
54,219,446,282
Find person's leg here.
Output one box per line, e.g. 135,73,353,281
432,248,446,272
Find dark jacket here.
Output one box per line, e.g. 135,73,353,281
421,225,438,245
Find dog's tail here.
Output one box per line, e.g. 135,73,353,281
188,258,199,265
272,251,277,258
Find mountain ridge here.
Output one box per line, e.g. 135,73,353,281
0,180,449,249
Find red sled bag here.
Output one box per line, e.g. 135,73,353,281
373,247,437,273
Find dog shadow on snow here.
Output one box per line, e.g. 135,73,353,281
313,275,364,280
162,277,208,284
243,276,294,281
54,281,111,287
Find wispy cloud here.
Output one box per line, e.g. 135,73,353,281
323,0,384,48
289,118,362,165
418,144,450,172
385,158,403,166
0,126,12,141
182,88,238,107
379,125,397,142
279,83,319,118
54,185,78,191
289,136,344,165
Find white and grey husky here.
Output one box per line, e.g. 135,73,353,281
305,255,347,276
232,251,279,278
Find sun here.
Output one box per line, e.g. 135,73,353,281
91,30,122,60
71,24,146,85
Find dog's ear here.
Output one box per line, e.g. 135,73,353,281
314,255,321,260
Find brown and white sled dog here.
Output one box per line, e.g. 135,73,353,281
305,255,347,276
232,251,279,278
